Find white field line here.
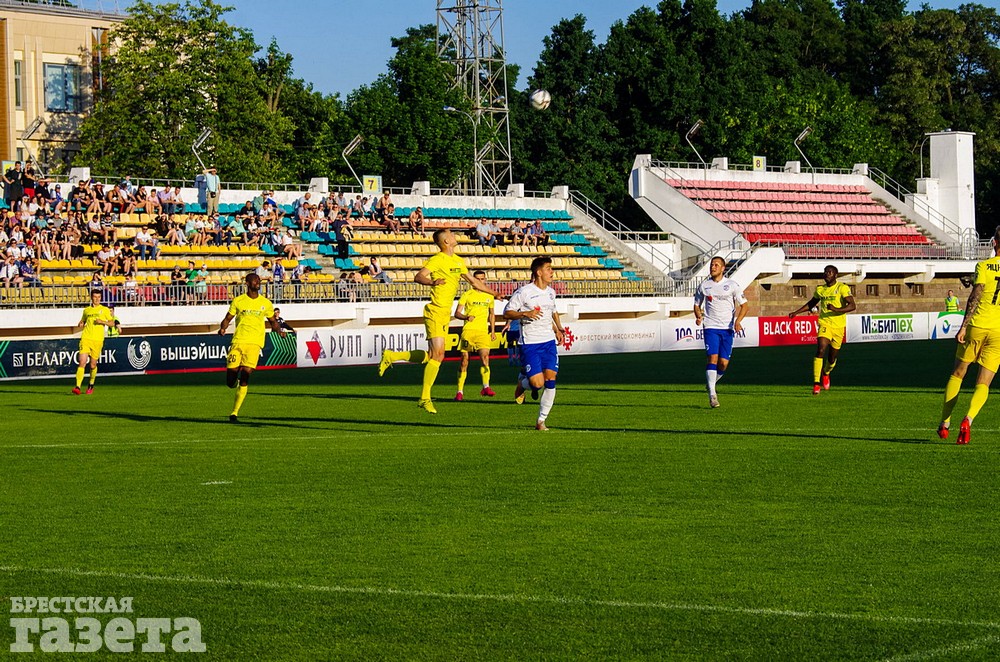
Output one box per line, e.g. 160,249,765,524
5,427,999,451
199,481,232,486
2,564,999,633
881,634,1000,661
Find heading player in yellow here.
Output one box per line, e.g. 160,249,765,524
73,289,115,395
938,227,1000,444
788,265,856,395
378,229,501,413
218,272,286,422
453,270,498,401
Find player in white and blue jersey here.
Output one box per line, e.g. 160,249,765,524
693,256,748,408
504,256,564,430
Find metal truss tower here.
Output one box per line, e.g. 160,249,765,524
437,0,512,195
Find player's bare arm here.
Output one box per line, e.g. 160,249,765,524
693,304,704,326
552,311,565,344
957,283,983,343
218,313,234,335
454,302,472,321
267,315,287,338
462,272,501,298
414,267,444,286
734,301,748,333
789,297,820,318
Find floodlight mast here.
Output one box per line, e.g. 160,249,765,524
342,134,365,190
192,128,211,171
685,119,706,169
794,126,814,171
437,0,512,195
19,117,46,177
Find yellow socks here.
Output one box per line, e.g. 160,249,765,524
387,349,428,364
457,369,468,393
89,366,98,386
480,365,490,388
967,383,989,423
941,375,963,424
75,367,85,388
232,385,248,416
421,359,441,401
813,357,823,383
823,359,836,376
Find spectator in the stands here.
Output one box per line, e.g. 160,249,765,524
332,211,352,260
135,225,159,260
278,228,302,260
352,195,365,217
382,203,400,234
489,218,505,246
68,180,90,212
88,182,111,215
95,243,116,276
51,183,65,214
375,190,392,222
508,219,526,246
476,218,496,247
2,160,23,211
165,219,187,246
0,254,24,288
133,186,153,215
119,181,137,215
368,256,391,283
158,186,176,216
19,256,40,287
89,269,105,293
22,161,37,200
169,264,185,303
118,240,137,277
255,260,272,285
100,213,118,244
526,219,549,247
408,207,426,236
106,182,125,214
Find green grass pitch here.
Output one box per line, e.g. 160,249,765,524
2,340,999,659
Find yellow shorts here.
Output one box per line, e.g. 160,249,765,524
424,311,450,340
956,325,1000,373
817,322,846,350
227,343,262,370
79,339,104,360
459,329,492,353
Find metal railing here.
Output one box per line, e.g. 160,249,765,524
867,167,964,240
648,160,855,175
0,278,677,310
567,191,674,276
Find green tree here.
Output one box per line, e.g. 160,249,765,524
344,25,467,188
512,16,619,209
77,0,291,182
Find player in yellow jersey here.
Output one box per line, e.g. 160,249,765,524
453,270,498,401
938,227,1000,444
73,289,115,395
788,265,856,395
218,272,286,422
378,229,501,413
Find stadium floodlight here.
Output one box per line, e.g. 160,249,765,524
192,128,211,171
685,120,706,169
794,126,814,172
445,106,479,195
342,134,365,190
18,117,46,178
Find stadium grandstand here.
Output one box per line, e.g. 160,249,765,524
0,128,992,341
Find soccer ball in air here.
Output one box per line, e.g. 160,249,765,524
529,89,551,110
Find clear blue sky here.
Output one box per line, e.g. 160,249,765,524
144,0,966,99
